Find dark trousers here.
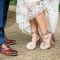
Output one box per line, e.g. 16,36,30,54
0,0,10,44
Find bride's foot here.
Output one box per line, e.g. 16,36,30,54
26,32,40,50
40,32,56,49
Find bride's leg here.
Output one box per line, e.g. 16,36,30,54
36,11,47,34
30,18,40,43
35,11,55,49
26,18,40,50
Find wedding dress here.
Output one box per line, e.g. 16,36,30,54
16,0,59,34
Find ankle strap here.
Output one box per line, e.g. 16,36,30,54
41,32,48,36
31,32,39,35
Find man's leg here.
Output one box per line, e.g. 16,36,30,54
2,0,10,36
0,0,5,44
2,0,16,45
0,0,17,56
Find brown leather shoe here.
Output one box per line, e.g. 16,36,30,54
5,37,16,45
0,43,18,56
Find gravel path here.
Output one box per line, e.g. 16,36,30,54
0,5,60,60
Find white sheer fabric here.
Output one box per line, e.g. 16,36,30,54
16,0,59,34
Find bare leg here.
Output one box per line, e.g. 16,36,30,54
26,18,40,50
30,18,40,43
35,11,52,49
36,11,47,34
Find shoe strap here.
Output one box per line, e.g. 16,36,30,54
41,30,49,36
41,32,48,36
41,32,49,39
31,32,39,35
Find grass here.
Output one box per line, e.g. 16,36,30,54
10,0,16,5
59,4,60,12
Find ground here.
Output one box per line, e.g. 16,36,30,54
0,5,60,60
